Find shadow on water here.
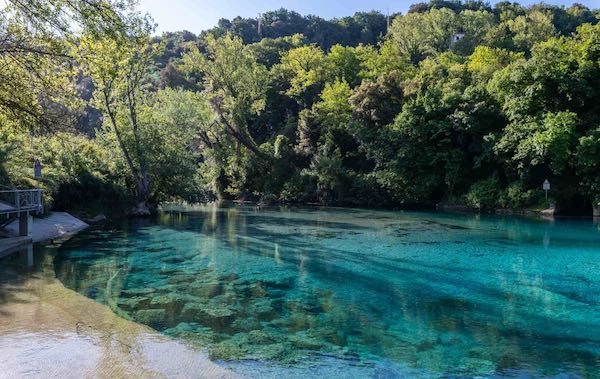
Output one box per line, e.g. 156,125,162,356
0,245,44,313
48,204,600,377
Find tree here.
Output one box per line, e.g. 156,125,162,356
247,34,305,68
130,88,214,203
182,34,269,197
183,34,268,157
454,9,496,54
275,45,325,107
75,18,157,214
324,45,364,87
494,112,578,177
507,10,557,52
576,128,600,207
389,8,459,64
0,0,136,130
466,46,523,82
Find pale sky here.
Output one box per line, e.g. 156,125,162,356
138,0,600,34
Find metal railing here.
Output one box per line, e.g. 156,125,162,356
0,189,44,215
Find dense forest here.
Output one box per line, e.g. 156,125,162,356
2,0,600,216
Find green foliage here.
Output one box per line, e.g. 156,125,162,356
495,112,578,176
499,181,539,209
275,45,325,106
303,144,345,204
467,177,501,210
5,0,600,216
390,8,459,64
467,46,523,82
0,122,125,211
507,10,558,52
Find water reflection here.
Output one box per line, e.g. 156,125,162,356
50,205,600,377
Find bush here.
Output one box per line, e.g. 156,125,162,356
499,181,539,209
466,177,501,210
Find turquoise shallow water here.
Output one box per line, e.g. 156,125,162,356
48,205,599,377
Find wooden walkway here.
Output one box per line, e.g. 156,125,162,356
0,189,43,216
0,188,44,255
0,201,16,213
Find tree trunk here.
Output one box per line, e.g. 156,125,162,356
130,173,151,216
593,202,600,218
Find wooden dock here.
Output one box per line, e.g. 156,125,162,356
0,188,43,256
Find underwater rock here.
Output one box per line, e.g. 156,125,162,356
249,283,267,298
160,256,186,264
159,268,180,275
255,273,295,289
121,288,155,297
116,296,149,311
268,318,290,328
149,293,193,310
247,330,277,345
231,317,262,332
458,357,496,375
266,289,286,298
254,342,297,363
218,272,240,282
182,301,236,327
416,340,436,352
181,302,206,319
163,322,216,345
289,332,326,350
208,340,247,361
189,281,224,298
134,309,167,327
250,298,275,320
167,274,194,285
287,299,322,314
164,321,197,334
307,326,345,345
204,306,235,319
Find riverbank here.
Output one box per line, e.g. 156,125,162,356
4,212,90,244
0,212,90,258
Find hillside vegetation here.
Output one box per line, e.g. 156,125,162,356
1,1,600,215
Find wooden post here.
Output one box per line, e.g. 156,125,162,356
18,212,29,237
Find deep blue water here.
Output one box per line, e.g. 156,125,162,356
49,205,599,378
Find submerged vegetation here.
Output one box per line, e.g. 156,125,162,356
2,1,600,215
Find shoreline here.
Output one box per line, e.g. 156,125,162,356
0,212,90,258
0,214,240,379
163,200,577,222
0,263,238,378
5,211,90,244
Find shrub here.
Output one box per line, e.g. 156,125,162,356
466,177,501,210
499,181,539,209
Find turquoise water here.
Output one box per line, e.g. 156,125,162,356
49,205,599,377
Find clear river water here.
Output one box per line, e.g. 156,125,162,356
19,205,600,377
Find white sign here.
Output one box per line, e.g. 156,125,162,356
543,180,550,191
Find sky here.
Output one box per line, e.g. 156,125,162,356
138,0,600,34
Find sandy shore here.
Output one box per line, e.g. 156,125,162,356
0,216,239,379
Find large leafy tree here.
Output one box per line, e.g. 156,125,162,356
389,8,459,64
182,34,269,196
183,34,268,157
0,0,138,129
275,45,325,107
75,15,157,214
